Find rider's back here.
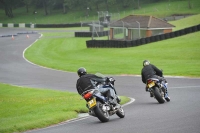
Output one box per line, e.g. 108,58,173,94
76,74,104,95
142,65,156,79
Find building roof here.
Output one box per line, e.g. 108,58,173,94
110,15,175,29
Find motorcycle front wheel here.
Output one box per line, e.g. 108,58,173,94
93,101,109,122
116,107,125,118
153,87,165,104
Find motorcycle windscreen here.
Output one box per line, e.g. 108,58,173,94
95,73,106,78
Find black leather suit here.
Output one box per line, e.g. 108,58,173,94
141,64,165,84
76,74,116,99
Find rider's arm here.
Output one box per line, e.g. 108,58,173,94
151,64,163,77
93,77,106,83
91,75,106,83
76,78,85,95
76,83,82,95
141,71,146,84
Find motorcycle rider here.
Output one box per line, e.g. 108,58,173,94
141,60,170,100
76,67,120,107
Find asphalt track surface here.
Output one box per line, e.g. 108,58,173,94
0,28,200,133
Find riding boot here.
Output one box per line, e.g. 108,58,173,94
109,97,120,108
165,88,169,98
163,83,170,101
163,83,169,97
145,85,149,92
150,92,153,97
116,95,121,103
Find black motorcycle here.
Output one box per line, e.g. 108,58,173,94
81,73,125,122
146,78,170,103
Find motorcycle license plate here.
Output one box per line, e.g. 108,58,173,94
87,98,96,108
148,82,155,88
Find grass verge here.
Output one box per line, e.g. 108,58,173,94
25,31,200,77
0,83,130,133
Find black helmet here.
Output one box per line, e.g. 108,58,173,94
77,67,87,77
143,60,150,66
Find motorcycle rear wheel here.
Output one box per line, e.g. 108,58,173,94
94,101,109,122
153,87,165,104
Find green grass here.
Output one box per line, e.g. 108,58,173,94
129,0,200,17
169,14,200,30
25,30,200,77
0,83,130,133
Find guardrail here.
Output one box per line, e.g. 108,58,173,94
0,23,34,28
75,31,109,37
0,31,38,38
86,24,200,48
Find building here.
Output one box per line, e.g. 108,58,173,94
109,15,175,40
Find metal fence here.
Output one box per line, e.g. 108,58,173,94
109,21,141,40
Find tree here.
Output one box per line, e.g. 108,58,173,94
62,0,73,14
22,0,32,13
42,0,48,15
0,0,15,17
188,0,192,9
86,0,101,11
137,0,140,9
94,0,101,11
104,0,116,11
61,0,80,14
35,0,52,15
122,0,132,8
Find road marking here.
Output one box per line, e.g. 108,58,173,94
170,86,200,89
68,97,135,123
22,34,76,74
24,97,135,133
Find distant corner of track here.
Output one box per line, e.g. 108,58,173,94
22,33,76,74
22,34,200,79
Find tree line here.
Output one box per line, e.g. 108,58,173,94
0,0,190,18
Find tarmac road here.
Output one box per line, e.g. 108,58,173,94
0,28,200,133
